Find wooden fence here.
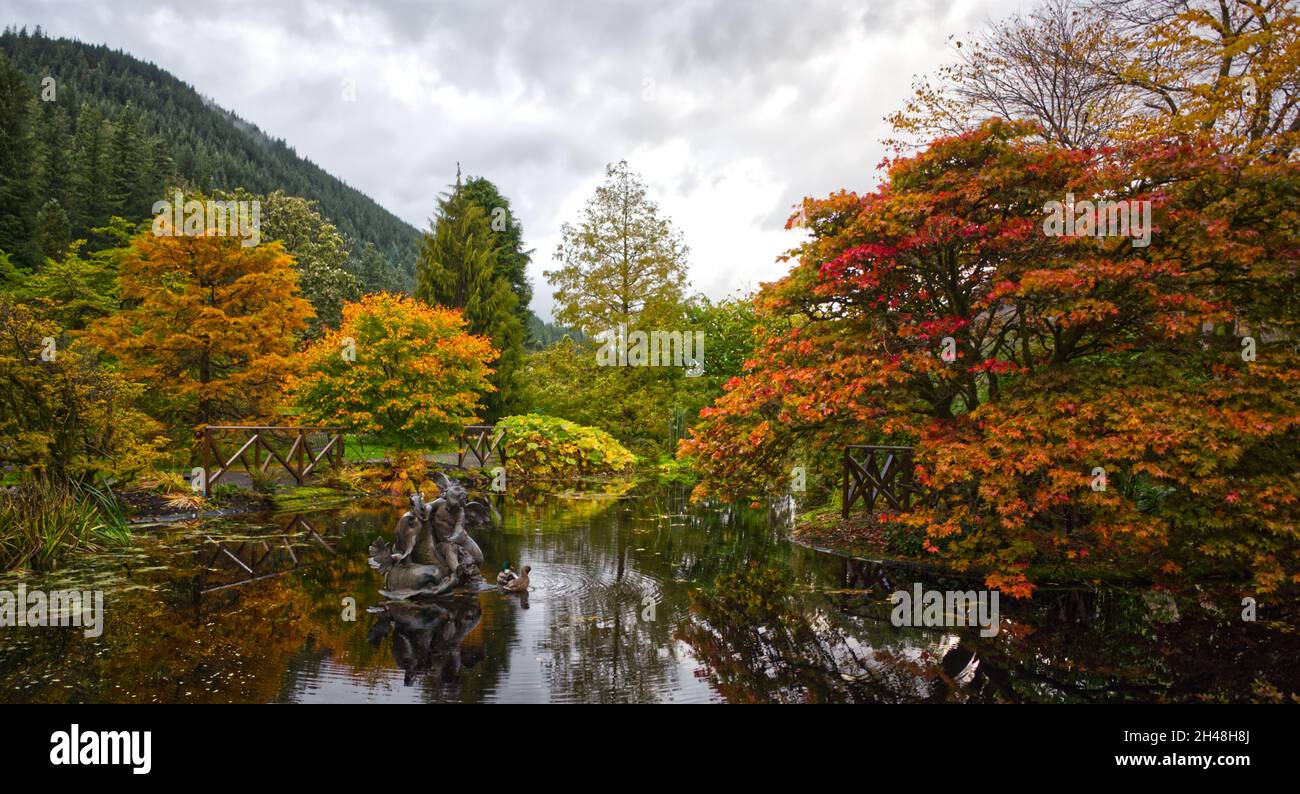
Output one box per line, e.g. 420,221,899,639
457,425,506,469
198,425,345,496
842,445,915,518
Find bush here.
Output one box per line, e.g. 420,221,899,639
498,414,636,479
0,297,164,485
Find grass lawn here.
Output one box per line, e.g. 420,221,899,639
340,435,458,462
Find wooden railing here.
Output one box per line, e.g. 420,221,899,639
842,445,915,518
457,425,506,469
198,425,345,496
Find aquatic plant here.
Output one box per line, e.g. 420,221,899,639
0,478,130,571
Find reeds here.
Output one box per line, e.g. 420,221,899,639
0,479,130,571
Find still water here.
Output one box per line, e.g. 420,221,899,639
1,482,1295,703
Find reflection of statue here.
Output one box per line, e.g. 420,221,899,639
368,597,483,686
369,473,496,599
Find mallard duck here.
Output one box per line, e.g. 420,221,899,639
503,565,530,592
496,562,518,586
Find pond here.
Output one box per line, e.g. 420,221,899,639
1,482,1295,703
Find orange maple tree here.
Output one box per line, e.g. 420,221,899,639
287,292,497,449
682,119,1300,597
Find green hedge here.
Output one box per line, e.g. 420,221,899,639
499,414,636,479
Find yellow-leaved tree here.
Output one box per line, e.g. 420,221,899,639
84,226,313,432
287,293,497,449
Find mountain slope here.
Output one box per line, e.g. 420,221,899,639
0,26,420,285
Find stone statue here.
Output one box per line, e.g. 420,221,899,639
368,472,495,599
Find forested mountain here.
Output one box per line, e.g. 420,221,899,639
0,26,419,286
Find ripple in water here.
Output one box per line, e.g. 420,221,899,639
522,562,663,604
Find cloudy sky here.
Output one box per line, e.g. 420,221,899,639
4,0,1029,319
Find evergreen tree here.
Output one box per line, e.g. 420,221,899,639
69,103,108,238
416,175,525,418
0,30,420,284
34,198,70,260
353,241,401,294
106,102,151,219
460,175,534,333
35,103,71,210
0,54,40,269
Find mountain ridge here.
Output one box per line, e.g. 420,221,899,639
0,26,421,286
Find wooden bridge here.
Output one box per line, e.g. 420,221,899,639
198,425,345,496
842,445,916,518
457,425,506,468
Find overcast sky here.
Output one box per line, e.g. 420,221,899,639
3,0,1029,320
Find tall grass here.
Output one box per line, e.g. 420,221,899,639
0,479,130,571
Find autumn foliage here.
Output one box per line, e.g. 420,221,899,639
288,292,497,448
84,225,312,428
682,119,1300,597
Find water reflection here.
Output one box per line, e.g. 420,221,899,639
198,514,338,594
0,483,1296,703
369,597,484,688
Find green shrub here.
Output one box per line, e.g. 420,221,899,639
498,414,636,479
209,483,245,502
246,467,280,495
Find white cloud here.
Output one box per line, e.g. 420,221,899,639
3,0,1031,319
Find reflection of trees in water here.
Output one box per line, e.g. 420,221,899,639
530,483,833,702
683,558,1300,703
534,491,682,703
7,488,1298,703
680,563,944,703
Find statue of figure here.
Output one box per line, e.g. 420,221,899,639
369,473,494,598
391,492,438,564
368,535,455,598
428,482,485,582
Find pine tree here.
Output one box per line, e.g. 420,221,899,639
106,102,151,219
460,176,534,332
353,241,401,294
69,103,108,238
415,176,524,418
0,54,40,269
34,198,69,260
35,103,71,210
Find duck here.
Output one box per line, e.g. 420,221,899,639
502,565,530,592
496,562,518,586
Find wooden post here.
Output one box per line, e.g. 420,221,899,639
201,428,210,497
841,446,850,518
